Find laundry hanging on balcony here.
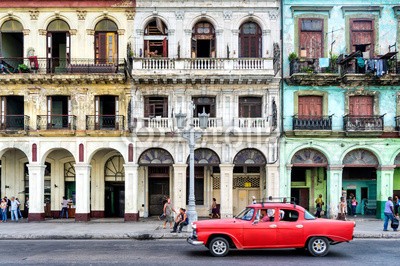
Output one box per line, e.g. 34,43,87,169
318,58,330,68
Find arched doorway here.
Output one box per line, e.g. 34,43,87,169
104,155,125,217
95,19,118,64
139,148,174,216
233,149,266,213
186,148,220,208
192,21,216,58
144,18,168,57
342,149,379,216
239,22,262,58
0,19,24,71
46,19,71,73
290,149,328,211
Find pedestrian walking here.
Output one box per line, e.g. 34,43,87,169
24,196,29,219
394,195,399,216
337,196,347,221
383,196,398,232
162,197,176,229
315,194,324,218
60,196,71,219
210,198,220,219
0,198,7,222
351,196,358,217
10,197,19,222
4,196,11,218
16,198,23,219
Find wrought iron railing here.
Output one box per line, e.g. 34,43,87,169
0,57,125,74
0,115,29,131
338,54,398,76
343,115,384,131
292,115,332,130
37,115,76,130
86,115,125,130
289,58,339,76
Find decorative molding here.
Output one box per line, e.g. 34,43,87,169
216,29,223,36
117,29,125,35
262,30,271,36
378,165,396,171
291,148,328,166
175,11,184,20
29,10,39,20
184,29,192,36
231,29,239,36
201,10,207,16
136,29,144,36
22,29,30,36
223,10,232,20
125,10,134,20
269,10,279,20
290,5,333,18
341,6,383,18
76,10,87,20
167,29,175,36
69,29,77,35
327,165,344,171
86,29,95,35
394,6,400,18
38,29,47,35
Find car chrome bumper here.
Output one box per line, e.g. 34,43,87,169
187,237,204,246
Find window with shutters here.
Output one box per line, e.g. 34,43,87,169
350,19,374,58
298,96,323,118
144,96,168,118
299,18,324,58
95,19,118,64
144,18,168,57
192,21,216,58
192,97,216,117
239,97,262,118
349,96,373,116
239,22,262,58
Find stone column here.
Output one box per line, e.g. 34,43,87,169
266,164,279,199
74,163,91,222
124,164,139,221
377,165,395,219
326,165,343,219
281,164,292,199
219,164,234,218
173,164,187,210
27,164,46,221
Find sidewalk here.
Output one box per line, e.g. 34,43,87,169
0,217,398,240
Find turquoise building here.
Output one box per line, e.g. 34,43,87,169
281,0,400,218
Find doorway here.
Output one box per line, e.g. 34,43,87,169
291,188,310,209
148,166,170,216
104,182,125,217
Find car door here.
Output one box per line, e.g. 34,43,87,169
242,208,277,248
276,208,304,247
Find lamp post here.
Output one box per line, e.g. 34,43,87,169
175,107,209,225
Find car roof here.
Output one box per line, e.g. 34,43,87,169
248,203,306,211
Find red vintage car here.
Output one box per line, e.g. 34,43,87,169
188,202,355,257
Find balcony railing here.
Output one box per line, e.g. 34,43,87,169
192,117,222,128
343,115,384,131
338,52,398,76
86,115,125,130
292,115,333,130
237,117,269,128
0,115,29,131
0,57,125,75
289,58,339,75
37,115,76,130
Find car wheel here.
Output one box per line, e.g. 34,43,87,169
209,237,229,257
307,237,330,257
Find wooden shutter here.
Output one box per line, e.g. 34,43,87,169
162,97,168,117
239,23,261,58
95,33,107,64
0,33,3,57
1,97,6,124
47,96,52,128
349,96,373,116
298,96,322,117
191,38,197,58
66,32,70,63
144,97,150,117
162,38,168,57
299,19,323,58
47,32,53,72
350,19,374,58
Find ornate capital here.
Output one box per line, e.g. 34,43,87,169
327,165,344,171
29,10,39,20
232,29,239,36
378,165,396,171
269,10,279,20
223,10,232,20
76,10,87,20
167,29,175,36
184,29,192,36
216,29,223,36
117,29,125,35
136,29,144,36
175,11,184,20
262,29,271,36
22,29,30,36
69,29,77,35
86,29,95,35
125,10,134,20
38,29,47,35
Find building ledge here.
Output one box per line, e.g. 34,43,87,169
344,131,383,137
293,130,332,137
285,73,340,86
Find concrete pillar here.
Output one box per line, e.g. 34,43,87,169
266,164,279,199
376,166,395,219
281,164,292,199
219,164,234,218
173,164,187,211
326,165,343,219
124,164,139,221
74,163,91,222
27,164,46,221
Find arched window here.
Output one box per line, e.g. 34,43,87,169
239,22,262,58
95,19,118,64
192,21,216,58
144,18,168,57
46,19,71,72
0,19,24,59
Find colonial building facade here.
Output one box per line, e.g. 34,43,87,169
281,0,400,218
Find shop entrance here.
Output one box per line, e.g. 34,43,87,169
291,187,310,209
148,166,169,216
105,182,124,217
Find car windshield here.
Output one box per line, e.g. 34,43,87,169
304,209,316,220
235,207,255,221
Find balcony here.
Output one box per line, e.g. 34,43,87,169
192,117,223,129
37,115,76,131
0,115,29,132
293,115,332,130
343,115,384,136
86,115,125,131
131,57,274,84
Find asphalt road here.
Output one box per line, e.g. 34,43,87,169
4,239,399,265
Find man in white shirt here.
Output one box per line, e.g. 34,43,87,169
10,197,19,222
60,197,71,219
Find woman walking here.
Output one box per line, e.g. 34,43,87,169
1,198,8,222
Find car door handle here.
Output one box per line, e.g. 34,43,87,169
269,224,277,228
296,225,303,229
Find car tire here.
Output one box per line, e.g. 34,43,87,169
209,237,229,257
307,237,330,257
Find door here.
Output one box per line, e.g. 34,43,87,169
349,96,373,116
148,166,170,216
96,33,117,64
298,96,322,118
299,19,323,58
239,22,262,58
292,188,310,209
104,182,124,217
243,208,277,248
277,209,304,247
351,19,374,58
239,97,262,118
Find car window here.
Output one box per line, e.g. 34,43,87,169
279,209,298,222
304,210,316,220
259,208,276,222
235,207,255,221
